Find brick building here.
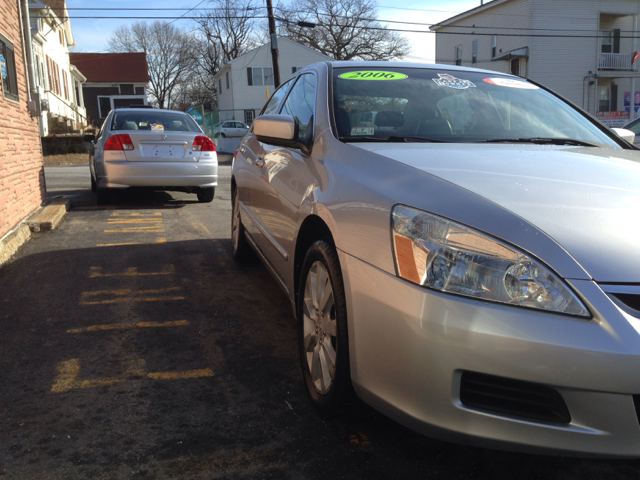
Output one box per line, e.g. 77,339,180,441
0,0,46,246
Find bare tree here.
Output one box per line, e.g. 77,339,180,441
194,0,261,79
278,0,411,61
108,21,196,109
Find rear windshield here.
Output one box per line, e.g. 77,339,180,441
111,111,201,132
332,67,619,147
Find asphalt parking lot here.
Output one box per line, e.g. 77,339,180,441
1,161,640,478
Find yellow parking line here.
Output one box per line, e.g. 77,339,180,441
89,265,175,278
107,219,164,224
79,287,184,305
51,359,124,393
147,369,214,380
67,319,189,333
96,237,166,247
104,225,165,233
111,211,162,217
51,359,213,392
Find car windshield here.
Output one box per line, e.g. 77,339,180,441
332,67,619,147
111,111,201,132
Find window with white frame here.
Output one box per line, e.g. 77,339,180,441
247,67,274,86
244,110,255,125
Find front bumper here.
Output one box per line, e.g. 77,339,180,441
340,252,640,457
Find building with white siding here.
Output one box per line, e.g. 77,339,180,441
431,0,640,125
214,37,331,125
28,0,87,136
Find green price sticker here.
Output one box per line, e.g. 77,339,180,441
338,70,408,80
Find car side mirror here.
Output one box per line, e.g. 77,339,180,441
83,134,96,143
611,127,635,144
254,114,313,155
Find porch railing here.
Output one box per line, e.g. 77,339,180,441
598,53,636,71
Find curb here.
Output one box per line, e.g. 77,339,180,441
26,197,70,233
0,224,32,266
0,197,71,267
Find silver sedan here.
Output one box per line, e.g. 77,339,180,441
85,107,218,204
231,61,640,457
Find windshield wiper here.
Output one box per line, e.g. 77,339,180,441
478,137,596,147
341,135,446,143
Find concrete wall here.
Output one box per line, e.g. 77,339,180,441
0,0,46,240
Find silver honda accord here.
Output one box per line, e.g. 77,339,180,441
231,61,640,456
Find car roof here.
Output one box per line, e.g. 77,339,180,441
319,60,522,78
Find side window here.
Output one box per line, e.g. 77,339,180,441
0,33,19,101
262,79,293,115
281,74,316,138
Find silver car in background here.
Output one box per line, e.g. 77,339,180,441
231,61,640,456
84,107,218,204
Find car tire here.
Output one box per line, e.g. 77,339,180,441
298,240,353,414
231,189,254,262
96,187,110,205
91,174,96,193
197,187,215,203
220,133,226,138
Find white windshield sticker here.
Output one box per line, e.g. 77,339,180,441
351,126,375,136
483,77,539,89
432,73,475,89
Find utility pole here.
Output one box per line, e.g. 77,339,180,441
266,0,281,88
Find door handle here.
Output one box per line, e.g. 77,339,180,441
255,156,265,167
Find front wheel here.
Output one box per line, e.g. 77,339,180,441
197,187,215,203
298,240,352,414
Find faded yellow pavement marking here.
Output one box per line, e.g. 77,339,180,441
67,319,189,333
96,237,166,247
51,359,124,392
79,287,184,305
51,358,214,392
107,218,164,224
147,369,214,380
89,265,175,278
104,211,164,233
111,212,162,217
104,225,165,233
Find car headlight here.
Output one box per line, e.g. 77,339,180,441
391,205,590,317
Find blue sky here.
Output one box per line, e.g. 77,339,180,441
65,0,482,63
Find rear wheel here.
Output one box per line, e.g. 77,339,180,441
197,187,215,203
231,188,253,261
298,240,352,414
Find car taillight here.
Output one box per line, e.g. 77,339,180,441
104,134,134,150
233,149,238,159
192,135,215,151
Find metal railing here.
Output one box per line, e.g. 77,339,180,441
598,53,636,71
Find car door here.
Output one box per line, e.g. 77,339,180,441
235,79,294,262
249,74,318,285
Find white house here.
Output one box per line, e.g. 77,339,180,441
431,0,640,126
214,37,332,125
28,0,86,136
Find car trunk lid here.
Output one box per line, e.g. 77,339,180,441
122,132,200,162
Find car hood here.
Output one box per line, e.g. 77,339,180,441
355,143,640,283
